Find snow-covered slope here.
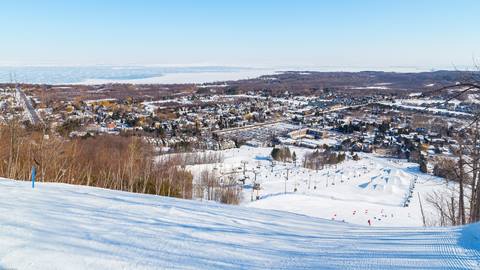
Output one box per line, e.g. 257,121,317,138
0,179,479,269
189,146,454,227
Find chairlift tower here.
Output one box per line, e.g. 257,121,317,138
241,160,248,177
251,170,260,201
284,168,290,194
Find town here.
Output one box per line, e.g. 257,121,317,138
0,71,476,163
1,71,479,217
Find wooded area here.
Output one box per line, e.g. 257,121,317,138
0,120,193,199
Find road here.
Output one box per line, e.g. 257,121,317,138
16,87,42,125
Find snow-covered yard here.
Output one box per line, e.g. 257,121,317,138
0,179,479,269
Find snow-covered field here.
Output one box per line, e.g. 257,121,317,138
0,178,479,269
379,101,472,117
189,146,458,227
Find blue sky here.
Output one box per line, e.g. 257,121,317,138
0,0,479,69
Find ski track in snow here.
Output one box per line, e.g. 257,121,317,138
0,179,479,269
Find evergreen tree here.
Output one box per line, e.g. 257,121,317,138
271,148,281,161
419,155,428,173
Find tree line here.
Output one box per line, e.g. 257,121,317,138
196,169,242,205
421,78,480,225
303,150,346,170
271,147,297,163
0,120,193,199
427,128,480,226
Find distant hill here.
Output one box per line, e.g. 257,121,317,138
224,70,479,96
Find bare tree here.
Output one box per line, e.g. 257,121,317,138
426,70,480,225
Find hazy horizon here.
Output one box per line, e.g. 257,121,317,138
0,64,475,85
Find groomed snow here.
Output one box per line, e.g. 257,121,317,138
189,146,456,227
1,178,478,269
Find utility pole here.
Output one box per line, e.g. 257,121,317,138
251,171,255,201
285,168,290,194
418,193,426,227
251,183,254,202
254,171,260,200
294,175,297,192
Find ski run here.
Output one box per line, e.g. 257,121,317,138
1,158,480,269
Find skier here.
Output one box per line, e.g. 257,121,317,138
368,219,371,226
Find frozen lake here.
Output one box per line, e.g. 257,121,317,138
0,66,278,85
